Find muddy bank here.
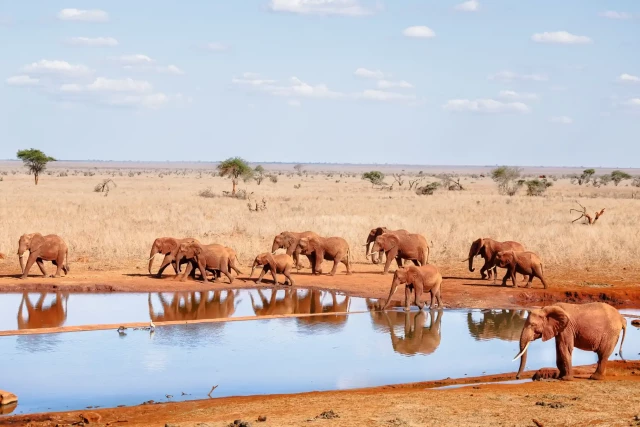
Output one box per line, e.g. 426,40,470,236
1,264,640,309
2,361,639,427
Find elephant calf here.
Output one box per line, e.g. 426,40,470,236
250,253,295,286
383,265,443,311
513,302,627,380
18,233,69,279
296,236,351,276
175,242,241,284
495,250,548,289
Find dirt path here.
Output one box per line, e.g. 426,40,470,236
1,263,639,309
2,361,639,426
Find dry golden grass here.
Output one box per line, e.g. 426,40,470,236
1,163,639,272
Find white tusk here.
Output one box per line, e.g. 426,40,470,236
512,341,530,361
18,254,24,258
147,255,156,261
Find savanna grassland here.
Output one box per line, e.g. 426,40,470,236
1,161,639,275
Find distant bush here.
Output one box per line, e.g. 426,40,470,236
269,174,278,183
362,171,385,187
293,183,301,189
491,166,522,196
58,172,68,177
520,178,552,196
94,179,116,196
84,171,95,177
611,170,631,186
415,182,440,196
198,188,217,198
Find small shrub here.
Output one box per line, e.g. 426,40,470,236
198,188,217,198
269,174,278,183
611,170,631,186
521,178,552,196
84,171,95,177
293,183,301,189
491,166,522,196
58,172,68,177
362,171,385,187
415,182,440,195
632,177,640,188
94,179,116,196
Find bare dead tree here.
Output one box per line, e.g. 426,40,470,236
392,174,405,187
570,201,605,225
408,176,425,190
247,198,267,212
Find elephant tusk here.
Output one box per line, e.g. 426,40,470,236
18,254,24,258
461,257,470,262
512,341,530,361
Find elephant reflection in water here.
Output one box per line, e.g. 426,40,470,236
467,309,527,342
366,299,443,356
17,292,69,329
148,291,240,322
250,289,350,321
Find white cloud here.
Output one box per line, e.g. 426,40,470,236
233,74,343,99
65,37,118,47
360,89,416,102
268,0,375,16
455,0,479,12
443,98,530,114
6,75,40,86
376,80,413,89
112,54,155,65
498,90,538,101
231,73,277,86
531,31,592,45
550,116,573,124
87,77,153,93
618,73,640,83
57,8,109,22
403,26,436,38
600,11,632,20
109,93,169,109
625,98,640,107
159,65,185,75
354,68,385,79
288,99,301,108
204,42,228,52
59,83,83,93
488,70,548,82
22,59,93,78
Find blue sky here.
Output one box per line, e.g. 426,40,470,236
1,1,639,166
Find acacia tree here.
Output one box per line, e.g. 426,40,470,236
491,166,522,196
362,171,385,187
610,170,631,186
217,157,253,195
253,165,265,185
17,148,56,185
294,164,304,176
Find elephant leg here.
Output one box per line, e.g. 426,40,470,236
221,265,234,284
36,259,48,276
510,267,518,287
556,337,574,380
403,285,412,312
329,258,340,276
525,274,534,288
284,266,294,286
53,254,64,277
255,267,267,284
500,269,510,287
269,267,280,286
413,284,425,310
535,267,548,289
591,337,617,380
178,262,192,282
395,256,403,270
479,259,493,280
20,253,39,279
156,254,173,278
383,252,393,274
411,259,420,267
342,254,352,275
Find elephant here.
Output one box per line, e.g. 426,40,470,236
370,233,429,274
513,302,627,381
148,237,199,277
295,236,351,276
465,237,525,280
148,291,239,322
467,309,527,342
175,242,241,283
364,227,409,265
385,310,443,356
382,265,443,311
17,292,69,329
250,253,295,286
271,231,320,270
495,250,548,289
250,288,297,316
17,233,69,279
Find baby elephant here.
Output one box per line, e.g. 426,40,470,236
513,302,626,381
495,250,548,289
382,265,443,311
250,253,295,286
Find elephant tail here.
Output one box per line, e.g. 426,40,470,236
619,317,627,361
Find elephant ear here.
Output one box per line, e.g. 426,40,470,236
470,238,483,256
542,306,569,341
266,253,278,273
193,244,203,256
160,238,176,254
30,234,45,251
408,267,423,288
385,234,399,250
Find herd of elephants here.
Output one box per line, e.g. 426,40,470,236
11,227,629,381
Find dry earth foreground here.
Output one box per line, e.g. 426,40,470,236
1,162,640,426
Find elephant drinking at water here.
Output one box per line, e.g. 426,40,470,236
382,265,443,311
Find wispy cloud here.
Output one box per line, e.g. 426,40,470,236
618,73,640,83
110,55,184,75
6,75,40,87
377,80,413,89
443,98,530,114
531,31,592,45
550,116,573,124
455,0,479,12
360,89,416,102
22,59,94,78
498,90,538,101
65,37,118,47
57,8,109,23
354,68,385,79
268,0,376,16
203,42,229,52
600,11,632,20
402,26,436,38
488,70,548,82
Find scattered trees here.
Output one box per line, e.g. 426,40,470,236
253,165,265,185
17,148,56,185
610,170,631,186
491,166,522,196
217,157,253,195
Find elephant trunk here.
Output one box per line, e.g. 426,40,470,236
250,260,259,278
271,241,279,254
148,246,159,274
468,253,475,272
18,253,25,274
514,328,534,379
